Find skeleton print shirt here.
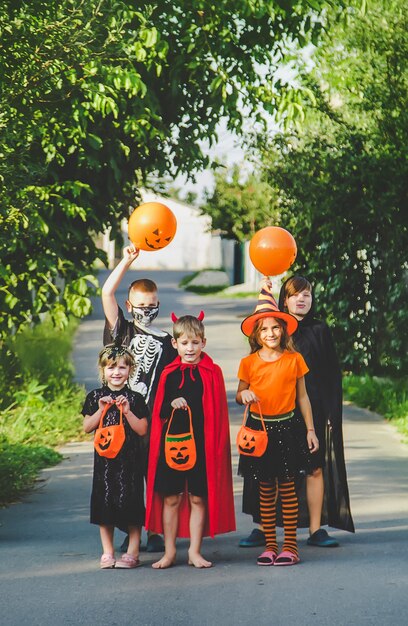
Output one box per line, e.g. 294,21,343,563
103,306,177,412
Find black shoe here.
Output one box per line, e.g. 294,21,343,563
239,528,266,548
120,534,129,553
307,528,339,547
146,534,165,553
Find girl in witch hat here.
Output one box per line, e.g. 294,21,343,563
240,277,354,548
236,287,319,566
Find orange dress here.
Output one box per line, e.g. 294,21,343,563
237,350,312,482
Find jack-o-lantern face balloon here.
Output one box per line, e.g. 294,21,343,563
128,202,177,251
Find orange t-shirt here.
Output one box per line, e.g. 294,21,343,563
237,350,309,416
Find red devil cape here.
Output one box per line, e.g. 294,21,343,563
145,353,236,538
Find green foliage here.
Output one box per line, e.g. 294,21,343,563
0,316,85,506
0,441,62,506
256,0,408,375
343,374,408,440
0,0,345,339
0,316,80,408
202,165,279,241
179,272,201,288
1,384,85,447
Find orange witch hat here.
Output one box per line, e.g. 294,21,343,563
241,287,298,337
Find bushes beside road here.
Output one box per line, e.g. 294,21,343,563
0,318,85,506
343,374,408,440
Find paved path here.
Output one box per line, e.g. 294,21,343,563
1,270,408,625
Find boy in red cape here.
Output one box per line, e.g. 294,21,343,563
146,312,235,568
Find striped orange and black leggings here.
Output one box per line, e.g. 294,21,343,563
259,479,299,556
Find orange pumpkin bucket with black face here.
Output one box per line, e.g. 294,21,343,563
236,402,268,457
164,405,197,471
94,401,126,459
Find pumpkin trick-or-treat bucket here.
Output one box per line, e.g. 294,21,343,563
236,402,268,458
164,405,197,471
94,401,126,459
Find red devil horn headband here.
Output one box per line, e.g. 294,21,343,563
171,311,205,323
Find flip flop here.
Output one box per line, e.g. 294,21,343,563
274,550,300,566
100,553,116,569
115,554,142,569
257,550,277,566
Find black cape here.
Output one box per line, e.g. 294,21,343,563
242,281,354,533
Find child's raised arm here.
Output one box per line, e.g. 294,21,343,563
101,246,139,328
296,376,319,453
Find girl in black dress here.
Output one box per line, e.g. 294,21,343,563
83,345,148,569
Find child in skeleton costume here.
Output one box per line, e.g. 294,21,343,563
146,313,235,569
102,245,177,553
102,246,176,413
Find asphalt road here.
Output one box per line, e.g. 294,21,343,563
1,270,408,625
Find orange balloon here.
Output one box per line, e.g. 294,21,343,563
128,202,177,251
249,226,297,276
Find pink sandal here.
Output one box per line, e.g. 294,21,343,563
274,550,300,566
257,550,277,566
100,553,116,569
115,553,141,569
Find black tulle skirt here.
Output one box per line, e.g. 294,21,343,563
238,413,313,483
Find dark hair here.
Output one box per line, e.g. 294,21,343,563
248,316,294,353
279,276,312,311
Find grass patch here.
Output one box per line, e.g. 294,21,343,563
179,269,229,294
179,271,200,288
184,284,227,294
0,316,86,506
343,374,408,440
0,440,62,506
216,291,258,299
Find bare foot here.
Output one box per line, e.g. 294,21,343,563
187,552,213,568
152,554,175,569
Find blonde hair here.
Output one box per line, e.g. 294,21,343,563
173,315,205,340
249,317,294,354
98,344,135,383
